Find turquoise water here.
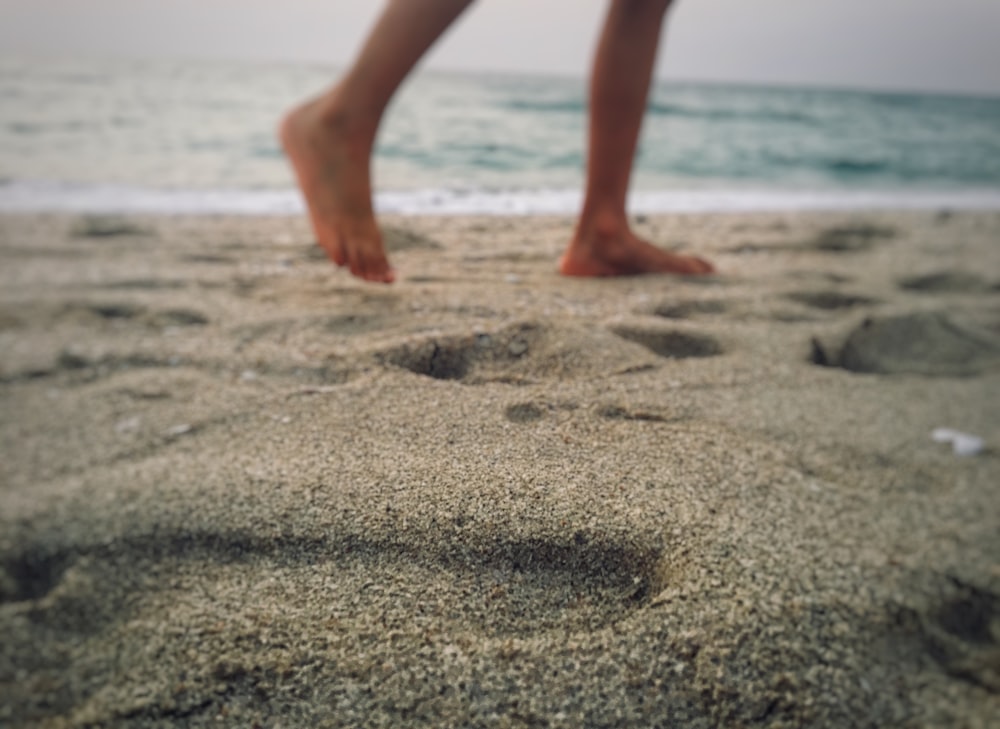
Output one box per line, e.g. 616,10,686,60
1,56,999,214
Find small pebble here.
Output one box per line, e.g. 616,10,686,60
931,427,984,456
115,416,141,434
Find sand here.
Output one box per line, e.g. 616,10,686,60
1,210,998,727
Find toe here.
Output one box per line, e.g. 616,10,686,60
348,244,395,283
354,257,395,283
694,257,715,274
319,228,347,266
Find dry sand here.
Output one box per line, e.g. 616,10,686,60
1,210,998,727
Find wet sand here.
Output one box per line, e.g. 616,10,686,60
1,210,998,727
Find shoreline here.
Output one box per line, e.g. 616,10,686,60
2,183,1000,217
1,210,998,726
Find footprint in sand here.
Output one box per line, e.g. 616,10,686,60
609,323,724,359
1,301,143,328
0,550,121,641
100,278,192,291
807,223,896,252
0,347,194,386
231,311,386,344
382,226,443,252
69,215,154,239
897,271,997,294
321,312,387,336
504,401,547,423
0,549,70,603
53,301,210,328
86,302,144,320
895,576,1000,693
378,322,658,384
0,299,211,382
149,308,209,327
652,299,729,320
596,404,680,423
810,311,1000,376
378,328,532,382
504,399,579,423
783,291,880,311
179,253,235,265
1,527,666,639
0,310,21,331
727,224,896,254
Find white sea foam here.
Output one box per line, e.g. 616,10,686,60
2,180,999,216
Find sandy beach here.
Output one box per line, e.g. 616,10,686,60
1,209,998,727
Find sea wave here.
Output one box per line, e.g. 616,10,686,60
504,97,815,124
647,102,814,124
4,58,999,197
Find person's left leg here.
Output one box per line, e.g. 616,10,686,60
280,0,475,283
560,0,713,276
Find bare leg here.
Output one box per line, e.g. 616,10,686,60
280,0,474,282
561,0,714,276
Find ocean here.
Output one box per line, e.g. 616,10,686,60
2,56,999,215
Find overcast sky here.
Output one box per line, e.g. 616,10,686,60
2,0,999,95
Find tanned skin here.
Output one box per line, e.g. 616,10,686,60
280,0,713,283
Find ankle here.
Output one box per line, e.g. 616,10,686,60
574,207,630,245
313,83,381,136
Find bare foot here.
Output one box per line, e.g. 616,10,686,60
279,97,395,283
560,223,714,277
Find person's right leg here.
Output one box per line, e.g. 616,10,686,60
280,0,474,282
560,0,713,276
